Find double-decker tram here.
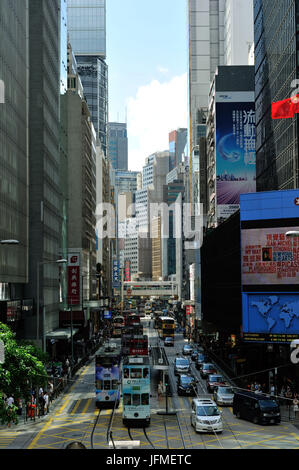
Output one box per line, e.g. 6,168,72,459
122,356,150,427
95,342,121,408
121,334,148,356
123,324,144,336
112,315,125,338
157,316,175,339
125,313,141,327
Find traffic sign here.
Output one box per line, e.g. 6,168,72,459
0,340,5,364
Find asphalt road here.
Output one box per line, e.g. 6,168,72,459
1,316,299,449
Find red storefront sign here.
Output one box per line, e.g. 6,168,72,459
67,254,80,306
124,260,131,282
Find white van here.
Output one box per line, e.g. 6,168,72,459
191,397,223,433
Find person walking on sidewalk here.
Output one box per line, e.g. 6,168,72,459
43,391,49,414
293,394,299,419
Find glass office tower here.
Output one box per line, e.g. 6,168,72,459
67,0,108,155
254,0,299,190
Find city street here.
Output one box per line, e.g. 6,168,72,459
1,317,299,450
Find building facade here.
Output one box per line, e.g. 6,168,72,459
108,123,128,170
0,0,29,332
254,0,299,190
67,0,108,155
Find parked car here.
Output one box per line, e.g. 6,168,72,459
174,357,191,375
200,363,217,379
213,386,235,406
164,336,174,347
206,374,226,393
195,353,208,370
182,344,193,356
191,349,200,361
233,391,281,425
177,374,197,396
191,398,223,433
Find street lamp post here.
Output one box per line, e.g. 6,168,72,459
36,258,67,351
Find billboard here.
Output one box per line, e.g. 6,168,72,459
242,227,299,285
112,259,120,288
67,252,80,306
240,190,299,343
216,92,256,221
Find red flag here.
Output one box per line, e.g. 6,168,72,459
271,95,299,119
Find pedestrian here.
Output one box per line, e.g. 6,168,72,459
158,381,163,399
17,398,23,416
293,394,299,419
6,395,15,427
39,391,45,416
43,391,49,414
48,380,54,403
270,384,275,397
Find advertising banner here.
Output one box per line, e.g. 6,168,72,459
242,292,299,342
124,259,131,282
216,93,256,221
67,253,80,306
112,259,120,288
242,227,299,285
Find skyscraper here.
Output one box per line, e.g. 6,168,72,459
108,123,128,170
169,129,188,170
25,0,62,344
67,0,108,155
254,0,299,190
0,0,29,330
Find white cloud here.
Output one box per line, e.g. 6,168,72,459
157,66,169,74
126,73,188,171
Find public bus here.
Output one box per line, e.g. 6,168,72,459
95,342,121,409
112,315,125,338
153,311,163,329
122,356,150,427
121,334,148,356
157,316,175,339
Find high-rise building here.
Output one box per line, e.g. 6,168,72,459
254,0,299,190
224,0,254,65
25,0,62,345
169,129,188,170
0,0,29,331
67,0,108,155
108,123,128,170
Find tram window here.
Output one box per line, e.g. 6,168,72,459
131,369,142,379
112,380,118,390
141,394,149,405
124,368,129,378
96,380,103,389
104,380,111,390
143,368,149,378
124,394,131,406
132,394,140,406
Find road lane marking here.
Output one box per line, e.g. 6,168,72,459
70,399,81,415
27,417,54,449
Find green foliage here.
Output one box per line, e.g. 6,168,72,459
0,323,48,424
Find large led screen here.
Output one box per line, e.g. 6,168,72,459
242,227,299,285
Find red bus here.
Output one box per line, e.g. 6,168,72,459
125,314,140,327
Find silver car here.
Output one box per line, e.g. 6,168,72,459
213,386,234,406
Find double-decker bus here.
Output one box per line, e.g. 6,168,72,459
95,342,121,408
121,334,148,356
122,356,150,427
157,316,175,339
112,315,125,338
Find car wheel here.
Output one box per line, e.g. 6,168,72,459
253,416,259,425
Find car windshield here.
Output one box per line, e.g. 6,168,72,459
165,338,173,341
197,406,220,417
203,364,214,369
219,387,233,394
184,345,192,350
181,376,195,384
259,400,279,409
210,376,223,382
176,359,189,366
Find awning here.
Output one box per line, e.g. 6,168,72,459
46,327,79,340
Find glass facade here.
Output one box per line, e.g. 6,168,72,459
76,56,108,155
108,123,128,170
67,0,106,57
0,0,29,284
254,0,299,190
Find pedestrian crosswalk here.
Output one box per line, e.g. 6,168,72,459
0,431,19,448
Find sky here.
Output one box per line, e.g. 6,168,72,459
106,0,188,171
